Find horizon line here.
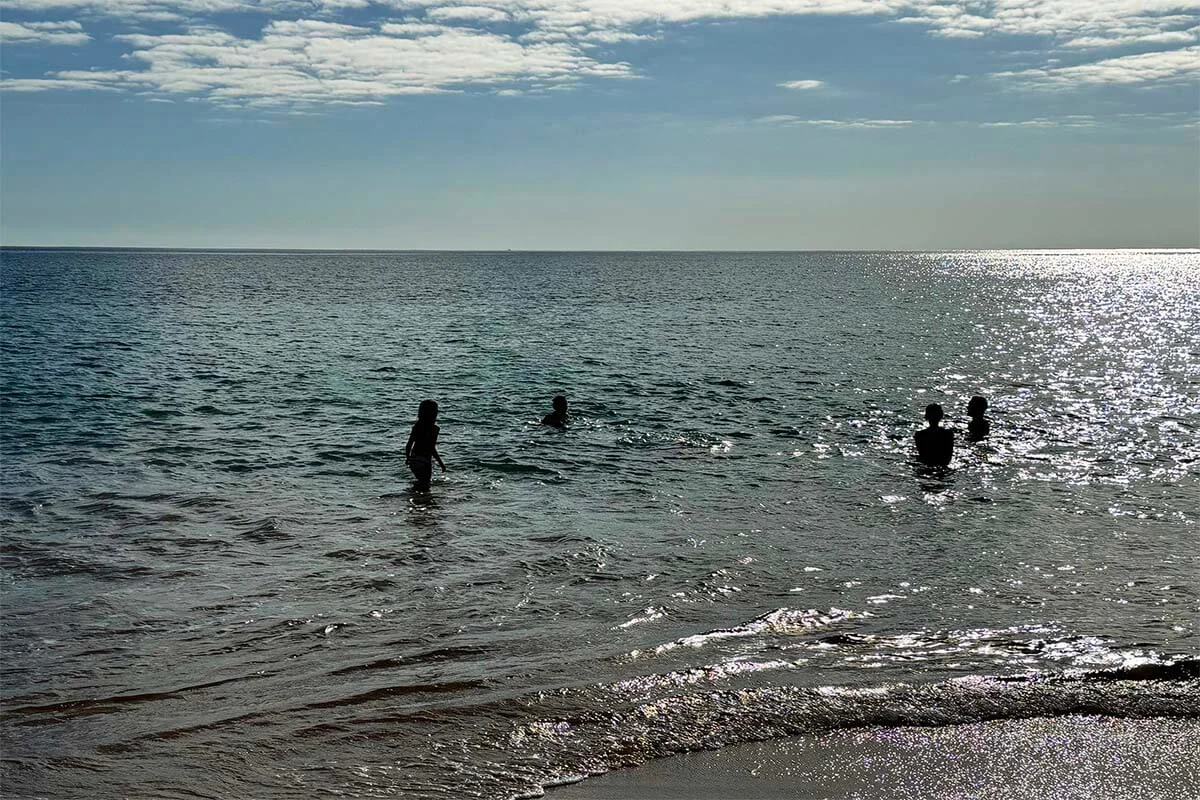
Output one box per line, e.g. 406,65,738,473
4,245,1198,254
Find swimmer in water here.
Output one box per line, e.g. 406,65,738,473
541,395,569,428
405,399,446,491
966,395,990,441
914,402,954,466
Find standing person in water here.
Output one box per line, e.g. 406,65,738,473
405,399,446,491
966,395,990,441
914,402,954,466
541,395,569,428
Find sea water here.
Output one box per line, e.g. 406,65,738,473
1,249,1197,798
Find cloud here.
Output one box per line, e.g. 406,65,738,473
0,0,901,27
759,113,1187,129
3,0,1198,48
426,5,511,24
380,21,449,36
0,0,256,16
997,45,1200,89
496,0,897,29
1,76,117,90
898,1,1200,47
779,79,825,90
1062,27,1200,49
758,115,914,128
0,19,89,45
579,29,658,44
979,115,1099,128
14,19,633,107
3,0,1199,106
0,0,262,11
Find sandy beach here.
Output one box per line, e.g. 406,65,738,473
548,715,1200,800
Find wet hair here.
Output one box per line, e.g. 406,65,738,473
417,399,439,423
924,403,944,424
552,395,568,411
967,395,988,416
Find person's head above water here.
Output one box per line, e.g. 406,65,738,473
542,394,569,427
916,402,953,464
966,395,990,441
417,399,439,424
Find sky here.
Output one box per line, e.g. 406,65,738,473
1,0,1198,249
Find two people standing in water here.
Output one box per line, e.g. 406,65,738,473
405,395,568,491
914,395,991,466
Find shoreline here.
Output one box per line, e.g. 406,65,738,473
547,715,1200,800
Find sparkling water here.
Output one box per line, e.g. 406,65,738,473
2,249,1197,798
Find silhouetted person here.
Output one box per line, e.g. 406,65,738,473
541,395,569,428
915,403,953,466
966,395,990,441
406,399,446,491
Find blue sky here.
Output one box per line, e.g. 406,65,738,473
1,0,1197,249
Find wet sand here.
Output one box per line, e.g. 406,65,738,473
548,715,1200,800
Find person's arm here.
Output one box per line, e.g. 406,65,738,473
405,428,415,463
431,427,446,471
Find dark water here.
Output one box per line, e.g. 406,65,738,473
1,249,1197,798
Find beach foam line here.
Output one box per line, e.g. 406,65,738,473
547,715,1200,800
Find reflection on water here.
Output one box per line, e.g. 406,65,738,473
1,249,1197,798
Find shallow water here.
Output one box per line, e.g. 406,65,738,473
550,715,1200,800
2,249,1197,798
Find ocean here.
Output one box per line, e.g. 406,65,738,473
1,249,1197,798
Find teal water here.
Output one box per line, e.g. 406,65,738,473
2,249,1198,798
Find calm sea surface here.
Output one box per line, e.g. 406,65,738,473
2,249,1198,798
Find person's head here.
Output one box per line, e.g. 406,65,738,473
552,395,568,413
967,395,988,417
417,399,439,423
924,403,944,425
